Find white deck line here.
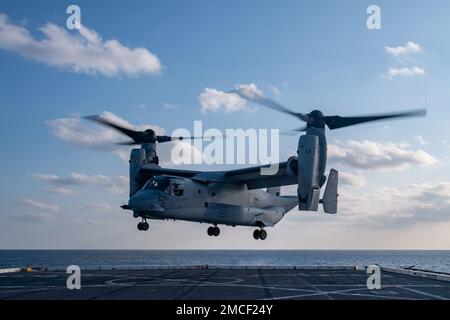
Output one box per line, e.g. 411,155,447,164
0,268,21,274
381,267,450,282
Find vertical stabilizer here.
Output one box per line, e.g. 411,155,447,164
322,169,338,214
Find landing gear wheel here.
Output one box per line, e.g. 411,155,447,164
138,220,149,231
253,229,261,240
259,229,267,240
207,226,215,236
213,226,220,237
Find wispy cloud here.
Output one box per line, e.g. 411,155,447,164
328,140,438,171
43,187,75,195
0,13,161,77
33,172,128,194
47,111,164,151
382,66,426,80
382,41,426,80
385,41,422,56
8,212,54,223
340,181,450,226
339,171,366,187
268,85,281,96
199,83,262,113
414,135,429,146
162,102,180,110
17,199,59,213
199,88,246,113
47,111,202,165
82,203,112,212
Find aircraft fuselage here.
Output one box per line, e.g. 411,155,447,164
128,176,297,228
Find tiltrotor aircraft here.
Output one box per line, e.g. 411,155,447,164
86,91,425,240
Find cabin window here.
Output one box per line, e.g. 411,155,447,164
172,182,184,197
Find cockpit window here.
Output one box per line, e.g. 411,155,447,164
143,177,170,193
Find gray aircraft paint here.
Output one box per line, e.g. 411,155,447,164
129,177,297,228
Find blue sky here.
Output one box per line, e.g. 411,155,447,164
0,0,449,249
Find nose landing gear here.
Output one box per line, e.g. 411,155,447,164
253,229,267,240
207,225,220,237
137,219,149,231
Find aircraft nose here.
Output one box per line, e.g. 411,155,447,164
128,191,165,213
128,192,148,211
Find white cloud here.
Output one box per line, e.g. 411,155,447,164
17,199,59,213
47,111,200,166
33,172,128,194
414,135,428,146
43,187,75,195
382,66,426,80
268,85,281,96
0,13,161,77
385,41,422,56
47,113,119,150
328,140,438,171
199,88,247,113
8,212,54,223
199,83,262,113
339,171,366,187
382,42,426,80
162,102,180,110
235,83,264,99
339,182,450,226
82,203,112,212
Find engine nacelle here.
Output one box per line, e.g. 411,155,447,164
286,156,298,176
297,134,320,211
129,148,147,197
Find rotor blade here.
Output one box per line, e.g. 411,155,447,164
116,141,139,146
231,89,310,122
156,136,173,143
290,125,308,132
84,115,142,142
176,136,207,141
280,125,308,136
156,136,202,143
157,136,227,143
324,109,427,130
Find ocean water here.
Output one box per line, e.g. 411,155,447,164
0,250,449,273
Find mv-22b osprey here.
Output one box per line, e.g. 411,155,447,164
87,91,425,240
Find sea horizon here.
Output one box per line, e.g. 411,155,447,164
1,250,449,273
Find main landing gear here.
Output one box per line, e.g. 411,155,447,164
207,225,220,237
137,219,149,231
253,229,267,240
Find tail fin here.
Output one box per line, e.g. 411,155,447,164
322,169,338,214
266,187,281,196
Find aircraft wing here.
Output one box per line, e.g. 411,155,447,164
139,166,200,179
138,162,297,189
222,162,297,189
